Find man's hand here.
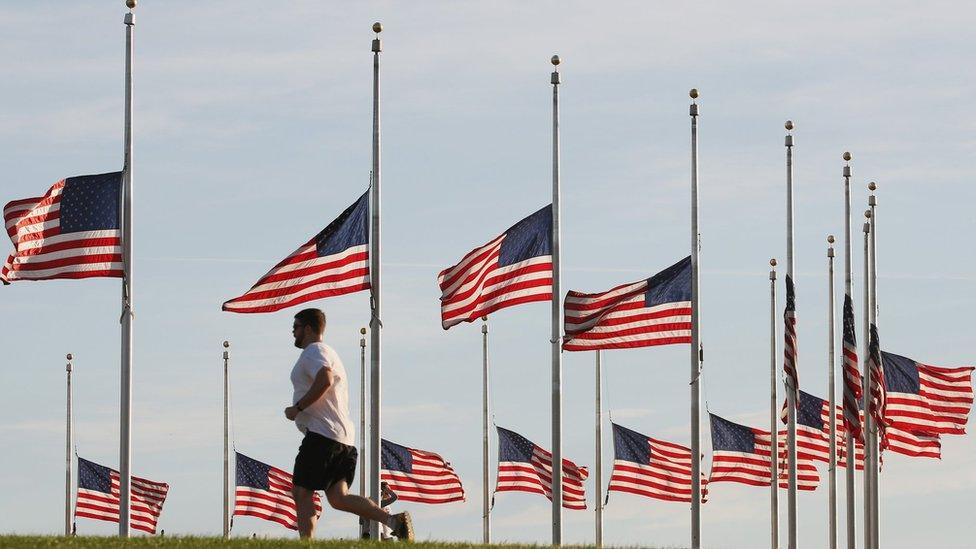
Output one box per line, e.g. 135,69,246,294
285,406,299,421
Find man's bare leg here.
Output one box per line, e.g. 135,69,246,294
325,480,391,523
292,485,320,539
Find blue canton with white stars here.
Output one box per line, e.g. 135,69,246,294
235,452,272,490
59,172,122,234
709,414,757,453
382,440,414,473
77,457,112,493
497,426,538,462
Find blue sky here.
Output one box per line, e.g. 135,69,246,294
1,1,973,547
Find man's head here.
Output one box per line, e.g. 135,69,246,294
293,308,326,349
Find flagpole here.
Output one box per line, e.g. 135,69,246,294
549,54,564,547
359,327,368,538
769,259,779,549
861,212,873,549
222,341,230,539
65,353,74,537
118,0,137,536
784,120,797,549
827,236,838,549
482,316,491,545
867,183,879,549
368,22,383,540
841,152,856,549
689,88,702,549
595,349,603,549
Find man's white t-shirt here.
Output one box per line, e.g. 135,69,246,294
290,342,355,446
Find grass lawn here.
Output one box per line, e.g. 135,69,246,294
0,537,676,548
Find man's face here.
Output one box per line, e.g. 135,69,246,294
292,321,307,348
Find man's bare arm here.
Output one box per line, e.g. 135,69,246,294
285,367,334,421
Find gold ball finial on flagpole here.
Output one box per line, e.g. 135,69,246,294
360,327,367,335
67,353,73,361
482,316,488,322
785,120,794,131
222,341,229,348
372,22,383,33
689,88,699,99
125,0,137,9
770,258,777,267
843,151,852,162
828,235,835,244
868,181,877,191
551,55,561,66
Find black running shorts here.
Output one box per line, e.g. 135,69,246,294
293,431,358,492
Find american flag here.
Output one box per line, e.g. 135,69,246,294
438,205,552,329
882,351,974,436
2,172,122,284
608,423,707,503
708,414,818,491
842,293,863,441
222,191,369,313
866,324,887,440
74,456,169,534
562,257,691,351
782,274,800,406
381,439,465,504
495,426,588,510
234,452,321,530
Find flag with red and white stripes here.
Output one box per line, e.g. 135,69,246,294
608,423,707,503
381,439,465,504
234,452,321,530
866,324,888,440
882,351,974,436
2,172,123,284
842,293,863,441
222,191,369,313
495,426,588,510
708,414,818,491
562,257,691,351
782,274,800,406
438,205,552,329
74,456,169,534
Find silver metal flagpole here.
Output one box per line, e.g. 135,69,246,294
689,88,702,549
841,152,856,549
550,54,564,547
827,236,838,549
118,0,137,536
368,22,383,540
595,349,603,549
769,259,779,549
360,327,368,539
222,341,230,539
867,183,879,549
861,212,873,549
65,353,74,536
482,316,491,544
784,120,798,549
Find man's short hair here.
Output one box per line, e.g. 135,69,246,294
294,308,326,335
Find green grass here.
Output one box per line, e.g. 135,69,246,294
0,537,678,549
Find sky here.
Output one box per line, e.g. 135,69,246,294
1,1,974,547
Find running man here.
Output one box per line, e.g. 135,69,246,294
284,308,413,540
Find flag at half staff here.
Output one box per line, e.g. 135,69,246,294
2,172,123,284
75,457,169,534
841,293,863,441
234,452,322,530
494,426,588,510
563,256,692,351
782,274,800,406
438,205,552,329
882,351,974,436
708,414,819,491
608,423,707,503
222,191,369,313
381,439,465,504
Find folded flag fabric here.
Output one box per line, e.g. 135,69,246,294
234,452,321,530
563,256,691,351
882,351,974,436
438,205,552,329
381,439,465,504
75,456,169,534
3,172,123,283
222,191,369,313
782,274,800,407
608,423,707,503
495,426,588,510
842,293,863,441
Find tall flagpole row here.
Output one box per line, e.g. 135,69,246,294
368,21,383,540
689,88,702,549
482,316,491,545
861,212,873,549
359,327,368,538
784,120,798,549
65,353,74,537
118,0,136,536
595,350,603,549
841,152,857,549
868,183,879,549
827,236,838,549
222,341,230,539
549,54,564,547
769,259,779,549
